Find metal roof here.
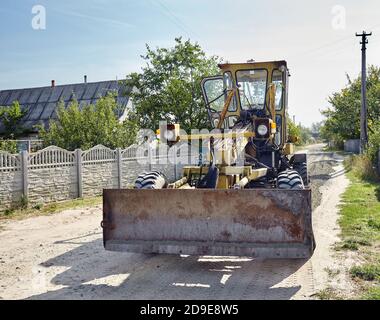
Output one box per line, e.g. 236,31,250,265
0,80,132,133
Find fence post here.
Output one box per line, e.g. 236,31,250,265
21,150,28,199
148,144,152,171
173,145,178,180
76,149,83,198
117,148,122,189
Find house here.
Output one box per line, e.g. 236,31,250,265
0,78,133,137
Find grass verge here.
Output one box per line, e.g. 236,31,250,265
0,196,102,221
337,157,380,299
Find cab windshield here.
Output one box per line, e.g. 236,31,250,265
236,69,267,110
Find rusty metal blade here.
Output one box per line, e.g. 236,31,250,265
102,189,315,259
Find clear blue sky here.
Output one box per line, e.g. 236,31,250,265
1,0,380,126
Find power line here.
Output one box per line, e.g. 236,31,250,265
148,0,199,38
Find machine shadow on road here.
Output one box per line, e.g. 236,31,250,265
27,235,309,300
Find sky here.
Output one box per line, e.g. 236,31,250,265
1,0,380,127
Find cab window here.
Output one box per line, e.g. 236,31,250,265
272,69,284,110
203,78,225,112
236,69,267,110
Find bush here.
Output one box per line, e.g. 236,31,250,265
287,117,312,145
368,125,380,166
0,101,27,138
37,94,138,150
0,139,17,153
344,154,379,181
350,264,380,281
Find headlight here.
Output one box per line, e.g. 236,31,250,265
257,124,268,136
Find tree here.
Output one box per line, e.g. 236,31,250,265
321,66,380,145
0,101,27,138
37,94,138,150
287,116,311,145
310,121,323,140
125,37,221,133
0,139,17,153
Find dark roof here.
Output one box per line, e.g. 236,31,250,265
0,80,131,133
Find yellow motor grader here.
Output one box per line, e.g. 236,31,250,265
102,60,315,259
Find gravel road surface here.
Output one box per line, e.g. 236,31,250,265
0,144,356,299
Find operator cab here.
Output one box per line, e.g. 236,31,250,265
201,61,289,148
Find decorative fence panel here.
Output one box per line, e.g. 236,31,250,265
82,145,118,197
27,147,78,204
0,151,23,209
0,143,198,211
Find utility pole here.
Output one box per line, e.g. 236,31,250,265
356,31,372,154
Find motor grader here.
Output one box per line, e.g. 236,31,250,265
102,60,315,259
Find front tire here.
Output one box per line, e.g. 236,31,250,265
277,170,304,190
134,171,168,189
293,162,308,186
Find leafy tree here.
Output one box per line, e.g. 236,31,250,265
287,117,301,142
0,101,27,138
0,139,17,153
125,37,221,132
321,66,380,145
287,117,312,145
368,124,380,164
310,121,323,139
37,94,138,150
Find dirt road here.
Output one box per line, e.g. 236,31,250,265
0,144,355,299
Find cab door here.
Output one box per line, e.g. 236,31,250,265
201,74,238,129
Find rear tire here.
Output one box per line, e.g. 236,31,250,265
293,162,308,186
134,171,168,189
277,170,304,190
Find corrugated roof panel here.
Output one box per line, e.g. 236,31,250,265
6,90,22,105
0,80,131,134
22,120,37,130
18,89,33,104
71,84,86,101
79,99,92,109
27,87,44,104
50,108,58,119
20,103,32,114
0,90,11,105
28,103,46,120
82,83,99,100
22,104,35,120
117,96,129,106
40,102,57,120
37,87,53,103
49,86,65,102
108,81,118,91
60,85,75,102
90,97,98,105
93,81,114,98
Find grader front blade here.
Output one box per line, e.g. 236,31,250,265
102,188,314,259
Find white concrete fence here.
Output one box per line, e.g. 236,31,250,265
0,144,198,211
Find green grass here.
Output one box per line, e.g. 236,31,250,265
0,196,102,221
337,164,380,300
361,286,380,300
350,264,380,281
338,171,380,246
314,287,344,300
